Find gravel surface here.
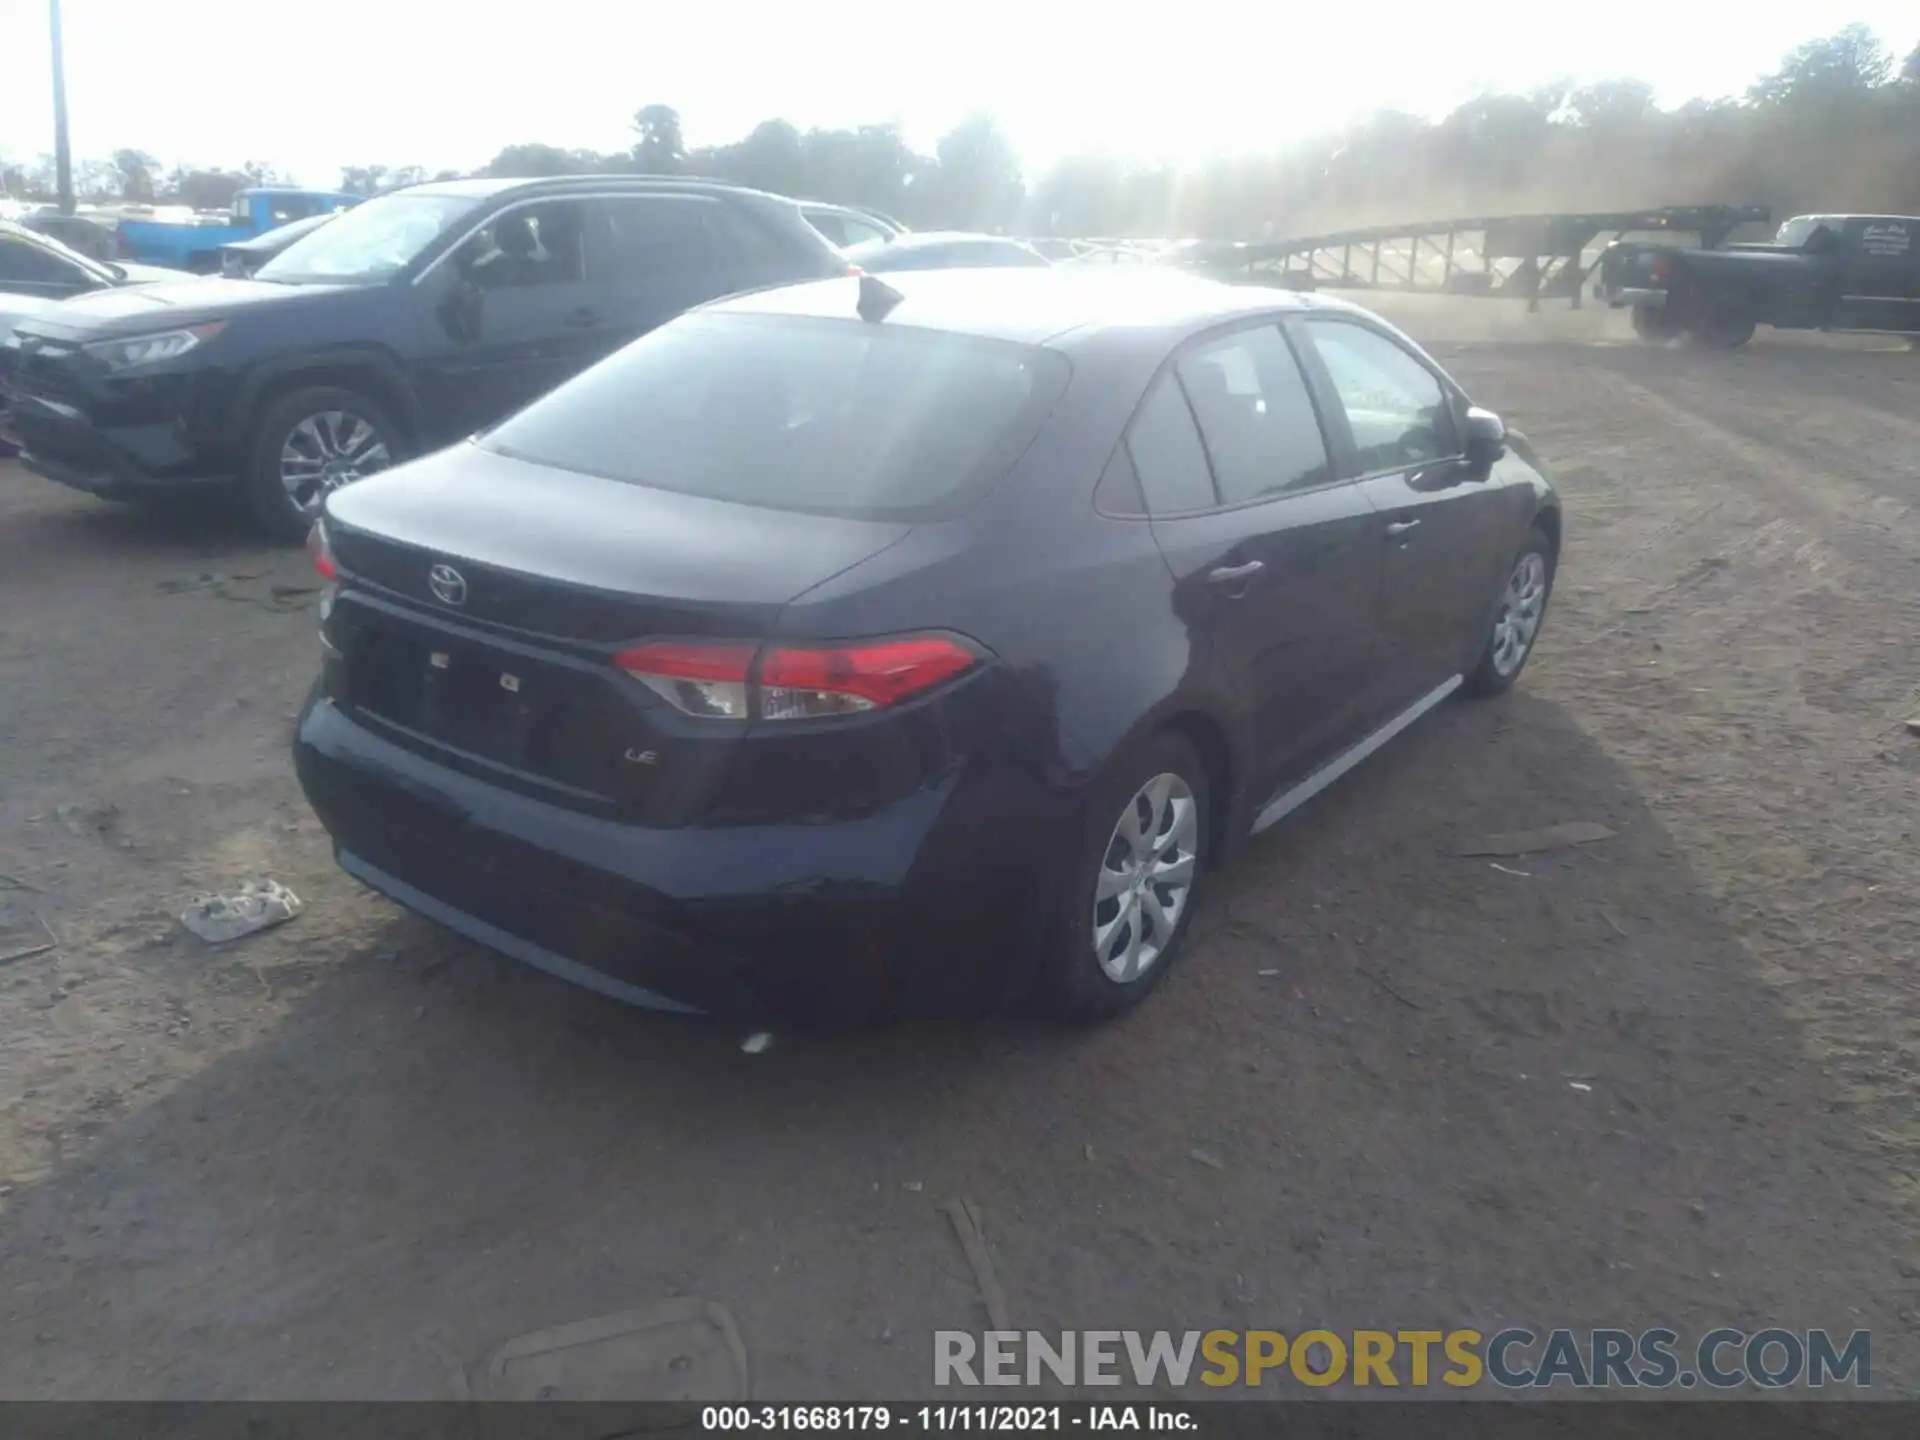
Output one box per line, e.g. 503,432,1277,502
0,303,1914,1398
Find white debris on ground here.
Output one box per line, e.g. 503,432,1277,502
179,880,303,944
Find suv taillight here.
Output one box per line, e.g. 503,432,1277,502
615,634,986,722
1649,255,1671,284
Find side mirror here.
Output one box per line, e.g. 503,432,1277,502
1465,406,1507,467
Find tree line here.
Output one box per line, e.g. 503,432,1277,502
6,26,1916,239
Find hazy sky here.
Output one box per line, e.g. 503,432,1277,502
3,1,1915,185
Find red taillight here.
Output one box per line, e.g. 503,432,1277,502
1649,254,1670,284
615,640,755,720
845,264,866,276
614,634,984,721
759,636,979,718
307,522,337,582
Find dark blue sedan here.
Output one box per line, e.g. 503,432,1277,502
295,268,1560,1024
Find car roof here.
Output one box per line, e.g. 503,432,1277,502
711,266,1321,348
400,174,789,204
1788,213,1919,225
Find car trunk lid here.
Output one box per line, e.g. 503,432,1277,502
320,444,913,822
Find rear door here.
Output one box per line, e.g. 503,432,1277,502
585,194,780,348
1135,321,1388,798
1833,218,1917,331
1291,314,1510,702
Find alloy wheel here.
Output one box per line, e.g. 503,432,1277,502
279,410,393,516
1092,772,1199,983
1491,551,1548,677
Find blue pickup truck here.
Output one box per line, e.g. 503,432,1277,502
115,187,359,273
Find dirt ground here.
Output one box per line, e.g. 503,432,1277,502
1,300,1916,1400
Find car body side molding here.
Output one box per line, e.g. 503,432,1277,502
1249,674,1463,836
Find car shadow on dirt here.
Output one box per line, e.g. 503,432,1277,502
0,460,253,559
0,688,1908,1400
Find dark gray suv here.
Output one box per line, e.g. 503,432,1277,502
4,177,849,538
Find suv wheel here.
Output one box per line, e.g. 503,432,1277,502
245,385,404,542
1046,732,1210,1020
1630,302,1679,342
1686,305,1756,351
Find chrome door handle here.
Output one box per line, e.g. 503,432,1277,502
1386,519,1421,537
1206,560,1265,585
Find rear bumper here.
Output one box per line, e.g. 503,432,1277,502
294,693,1064,1021
1598,285,1667,310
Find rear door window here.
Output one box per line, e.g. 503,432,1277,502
480,312,1070,520
586,197,724,283
1174,325,1331,503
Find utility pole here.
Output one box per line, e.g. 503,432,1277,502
50,0,75,214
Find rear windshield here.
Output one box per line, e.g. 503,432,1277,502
480,312,1070,520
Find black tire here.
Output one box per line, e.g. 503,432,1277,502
1463,526,1556,698
1630,302,1679,342
243,385,406,543
1044,731,1212,1021
1685,305,1756,351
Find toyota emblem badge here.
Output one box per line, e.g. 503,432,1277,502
427,564,468,607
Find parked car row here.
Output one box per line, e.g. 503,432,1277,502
14,209,122,262
796,200,907,249
0,220,184,455
7,179,1560,1027
845,231,1050,272
220,211,339,277
0,219,182,299
3,177,854,535
115,187,360,273
1,175,1061,532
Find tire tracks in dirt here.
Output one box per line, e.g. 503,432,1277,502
1476,350,1920,1234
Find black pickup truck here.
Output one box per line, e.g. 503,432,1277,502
1597,213,1918,349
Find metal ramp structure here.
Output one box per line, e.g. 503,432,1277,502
1165,205,1773,309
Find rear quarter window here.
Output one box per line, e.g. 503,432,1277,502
588,197,723,281
480,312,1070,521
1125,373,1216,514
